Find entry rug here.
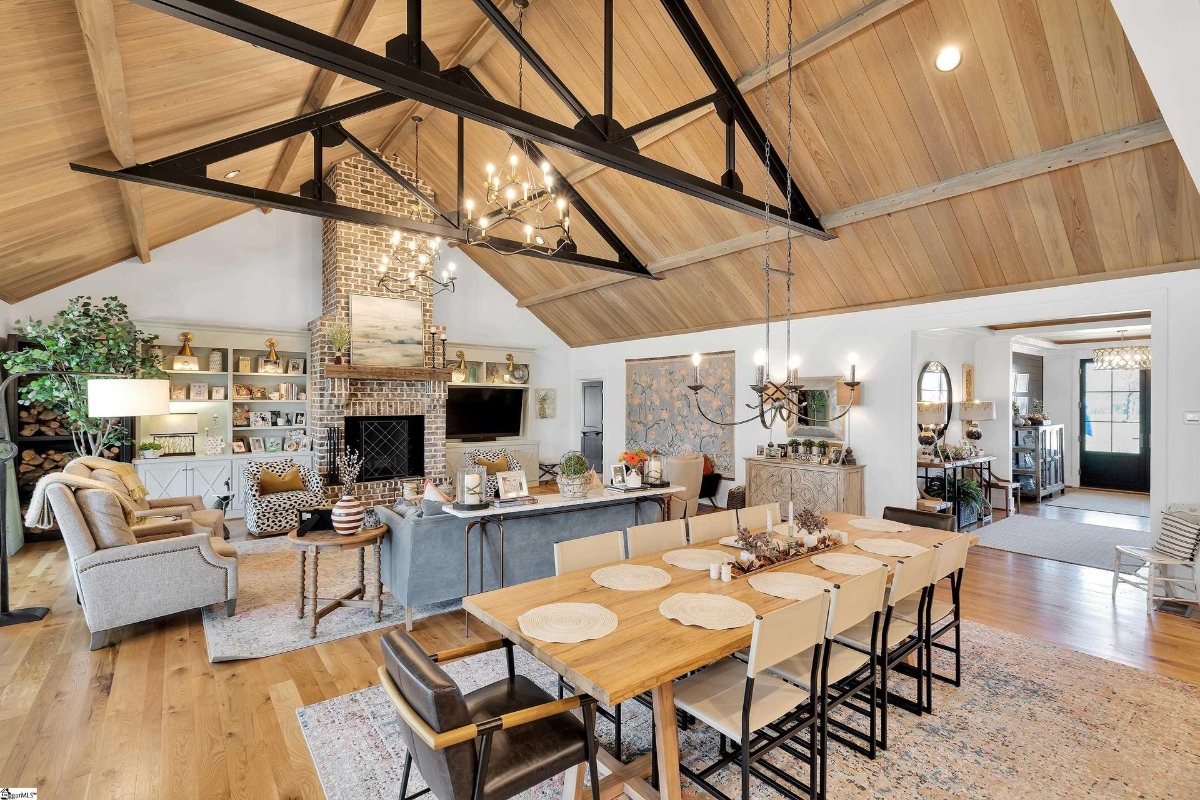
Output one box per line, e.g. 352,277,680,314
973,514,1152,572
298,621,1200,800
200,537,457,662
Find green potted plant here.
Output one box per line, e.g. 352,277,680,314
557,450,591,498
787,438,801,458
815,440,830,458
327,322,351,365
925,474,985,527
801,438,816,456
138,441,164,459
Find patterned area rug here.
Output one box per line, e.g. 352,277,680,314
298,621,1199,800
973,515,1152,571
201,538,457,662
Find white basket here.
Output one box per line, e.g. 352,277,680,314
558,472,591,498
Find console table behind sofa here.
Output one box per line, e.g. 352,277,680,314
377,492,669,630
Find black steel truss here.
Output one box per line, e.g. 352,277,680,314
120,0,831,239
659,0,822,231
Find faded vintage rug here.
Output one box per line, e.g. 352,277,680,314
298,621,1199,800
201,537,457,662
973,515,1152,571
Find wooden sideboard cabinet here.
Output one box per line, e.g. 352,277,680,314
744,457,865,517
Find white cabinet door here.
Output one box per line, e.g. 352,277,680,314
189,460,232,508
140,460,190,500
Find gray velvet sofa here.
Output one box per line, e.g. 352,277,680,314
376,500,663,629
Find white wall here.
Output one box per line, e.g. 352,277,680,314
567,269,1200,524
433,252,574,457
4,210,322,330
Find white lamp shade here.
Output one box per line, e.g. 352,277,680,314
87,378,170,417
917,401,948,425
959,400,996,422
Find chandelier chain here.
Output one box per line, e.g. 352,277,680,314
784,0,795,367
762,0,772,365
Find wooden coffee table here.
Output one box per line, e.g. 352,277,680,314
285,524,387,638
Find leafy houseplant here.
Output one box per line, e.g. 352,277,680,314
557,450,592,498
801,438,816,455
815,440,830,457
138,441,164,459
925,474,985,526
1,296,164,457
787,438,801,457
327,323,351,365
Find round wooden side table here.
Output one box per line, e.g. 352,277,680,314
285,524,387,639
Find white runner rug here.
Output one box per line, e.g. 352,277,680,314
1043,489,1151,517
973,515,1151,571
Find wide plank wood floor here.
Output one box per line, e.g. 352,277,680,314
2,511,1197,797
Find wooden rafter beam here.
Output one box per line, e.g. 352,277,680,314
261,0,378,207
74,0,151,263
564,0,919,185
519,119,1173,308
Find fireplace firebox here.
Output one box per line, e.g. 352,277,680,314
341,415,426,481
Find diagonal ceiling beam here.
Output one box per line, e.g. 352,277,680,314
74,0,151,263
565,0,919,185
125,0,832,237
261,0,378,209
518,118,1173,307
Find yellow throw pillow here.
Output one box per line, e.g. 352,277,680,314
259,467,304,495
475,455,509,475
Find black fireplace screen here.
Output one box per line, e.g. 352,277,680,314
342,415,425,481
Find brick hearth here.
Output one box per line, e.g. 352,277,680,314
309,153,447,505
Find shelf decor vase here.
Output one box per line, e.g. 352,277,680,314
332,494,365,535
624,469,643,489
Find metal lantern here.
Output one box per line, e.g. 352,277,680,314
455,464,490,510
645,452,665,485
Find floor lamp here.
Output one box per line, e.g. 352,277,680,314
0,373,169,627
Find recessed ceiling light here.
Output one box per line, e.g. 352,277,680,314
224,169,241,179
935,46,962,72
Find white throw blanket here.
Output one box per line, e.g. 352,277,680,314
24,472,140,529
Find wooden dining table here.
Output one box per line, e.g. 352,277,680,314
462,512,975,800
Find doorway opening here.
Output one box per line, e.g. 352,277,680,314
580,380,604,472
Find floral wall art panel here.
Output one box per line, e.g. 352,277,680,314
625,351,735,473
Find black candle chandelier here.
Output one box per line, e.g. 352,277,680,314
687,0,858,430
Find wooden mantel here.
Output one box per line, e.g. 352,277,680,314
323,364,454,381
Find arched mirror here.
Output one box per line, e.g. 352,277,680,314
917,361,953,428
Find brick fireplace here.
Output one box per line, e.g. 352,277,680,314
309,153,447,504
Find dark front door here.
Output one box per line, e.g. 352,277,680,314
1080,358,1150,492
580,380,604,472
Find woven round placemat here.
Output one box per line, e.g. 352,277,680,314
591,564,672,591
661,549,735,571
848,518,912,533
659,593,756,630
854,538,928,557
518,603,618,643
748,572,833,601
811,552,888,575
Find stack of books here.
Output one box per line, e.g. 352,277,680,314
493,496,538,508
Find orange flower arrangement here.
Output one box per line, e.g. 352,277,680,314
617,449,648,469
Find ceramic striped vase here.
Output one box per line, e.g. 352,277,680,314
332,494,365,535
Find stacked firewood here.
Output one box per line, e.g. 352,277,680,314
17,401,71,437
17,446,118,487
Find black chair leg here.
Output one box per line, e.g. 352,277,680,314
878,653,889,751
868,660,878,760
740,738,751,800
584,704,601,800
953,622,962,686
399,751,412,800
613,702,622,761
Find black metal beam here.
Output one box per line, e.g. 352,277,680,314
619,92,718,142
658,0,823,232
150,91,400,173
460,241,658,278
469,0,605,139
125,0,831,239
450,67,644,268
335,123,458,227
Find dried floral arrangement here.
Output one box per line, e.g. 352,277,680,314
729,510,847,576
336,449,363,495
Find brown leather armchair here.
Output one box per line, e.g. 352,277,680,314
378,631,602,800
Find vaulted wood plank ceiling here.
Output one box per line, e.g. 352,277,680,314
3,0,1198,349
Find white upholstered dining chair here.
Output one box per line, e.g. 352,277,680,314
688,509,738,544
553,530,626,575
736,502,781,532
626,519,687,557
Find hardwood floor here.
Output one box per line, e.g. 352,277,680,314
1,505,1197,797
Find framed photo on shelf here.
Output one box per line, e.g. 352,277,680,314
211,386,226,400
756,445,766,457
610,465,625,486
249,437,265,453
232,439,247,454
297,435,313,452
284,439,300,452
294,411,306,426
269,410,282,427
286,358,305,375
265,438,282,453
189,382,208,400
249,411,271,428
233,383,252,398
237,356,252,373
495,470,529,500
258,357,282,374
251,386,269,400
170,385,186,400
829,445,843,465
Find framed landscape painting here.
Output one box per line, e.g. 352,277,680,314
349,294,424,367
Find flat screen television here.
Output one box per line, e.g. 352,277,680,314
447,387,525,441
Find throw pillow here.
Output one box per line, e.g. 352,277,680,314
421,499,449,517
259,467,305,495
475,454,509,474
76,489,138,549
702,454,715,475
392,499,423,520
423,479,450,502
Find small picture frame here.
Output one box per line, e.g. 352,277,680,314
756,445,766,457
190,382,208,400
284,438,300,452
286,358,305,375
252,385,269,400
294,411,306,426
495,470,529,500
258,357,282,374
249,411,271,428
610,465,626,486
265,437,282,453
297,435,313,452
211,386,227,400
232,439,247,454
249,437,265,453
269,410,282,427
170,385,187,400
828,445,843,465
238,356,252,373
233,383,253,399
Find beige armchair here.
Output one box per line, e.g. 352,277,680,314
64,459,227,538
45,482,239,650
665,454,704,520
